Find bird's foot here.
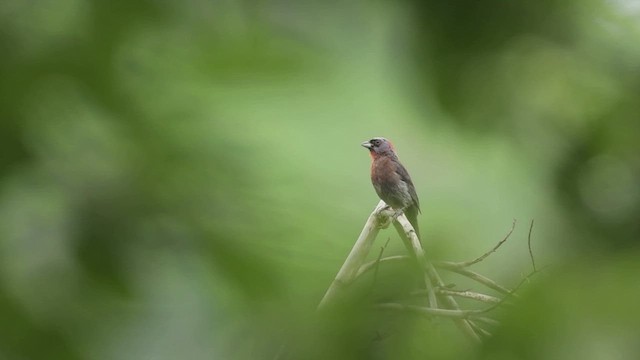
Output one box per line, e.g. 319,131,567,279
376,205,395,229
377,207,404,229
391,208,405,222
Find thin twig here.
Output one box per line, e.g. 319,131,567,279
430,289,502,304
478,265,548,314
448,219,543,317
475,317,500,326
468,320,492,337
448,220,541,314
447,219,516,268
379,276,525,320
376,303,486,319
423,273,438,310
323,202,542,345
377,301,508,322
371,238,391,291
434,263,513,295
356,255,411,278
528,219,536,272
392,218,480,342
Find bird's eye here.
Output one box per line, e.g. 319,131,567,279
373,140,381,146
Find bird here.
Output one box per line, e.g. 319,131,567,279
361,137,421,238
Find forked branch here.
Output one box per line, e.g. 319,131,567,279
319,201,540,344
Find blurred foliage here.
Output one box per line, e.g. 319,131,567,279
0,0,639,359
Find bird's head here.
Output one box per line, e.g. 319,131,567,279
361,137,395,158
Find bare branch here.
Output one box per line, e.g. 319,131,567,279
318,201,390,309
321,201,542,345
528,219,536,272
434,263,513,295
429,289,502,304
371,237,392,291
356,255,411,278
475,317,500,326
469,221,543,314
447,219,516,268
474,263,550,317
468,320,492,337
392,216,440,310
376,303,485,319
392,217,481,342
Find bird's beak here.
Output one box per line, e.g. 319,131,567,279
361,141,372,149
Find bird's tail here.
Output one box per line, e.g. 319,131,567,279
405,206,420,240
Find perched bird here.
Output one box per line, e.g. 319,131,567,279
361,137,421,237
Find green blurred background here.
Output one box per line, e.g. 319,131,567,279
1,0,639,359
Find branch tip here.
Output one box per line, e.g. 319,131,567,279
527,219,536,272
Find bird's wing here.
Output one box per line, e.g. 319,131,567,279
395,163,421,213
